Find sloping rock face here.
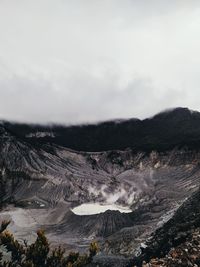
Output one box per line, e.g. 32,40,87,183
54,210,134,238
1,109,200,258
141,229,200,267
131,189,200,267
1,124,200,209
0,121,200,254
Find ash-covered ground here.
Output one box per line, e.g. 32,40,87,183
2,108,200,266
1,140,200,256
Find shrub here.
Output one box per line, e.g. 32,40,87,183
0,221,98,267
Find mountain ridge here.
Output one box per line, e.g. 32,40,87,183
1,107,200,152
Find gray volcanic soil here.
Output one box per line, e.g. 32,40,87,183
1,125,200,256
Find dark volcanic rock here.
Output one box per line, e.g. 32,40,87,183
54,210,136,237
141,228,200,267
132,189,200,266
87,255,131,267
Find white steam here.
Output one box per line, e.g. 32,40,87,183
88,184,139,206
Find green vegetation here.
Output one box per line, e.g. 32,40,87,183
0,221,98,267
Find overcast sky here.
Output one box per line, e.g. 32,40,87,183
0,0,200,124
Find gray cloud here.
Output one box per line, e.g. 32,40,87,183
0,0,200,124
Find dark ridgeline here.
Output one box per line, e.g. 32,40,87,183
2,107,200,152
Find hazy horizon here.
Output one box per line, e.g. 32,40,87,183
1,1,200,124
0,106,195,126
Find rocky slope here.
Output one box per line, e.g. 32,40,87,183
1,108,200,266
130,188,200,266
141,228,200,267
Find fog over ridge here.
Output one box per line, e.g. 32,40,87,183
0,1,200,123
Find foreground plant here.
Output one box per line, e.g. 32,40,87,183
0,221,98,267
